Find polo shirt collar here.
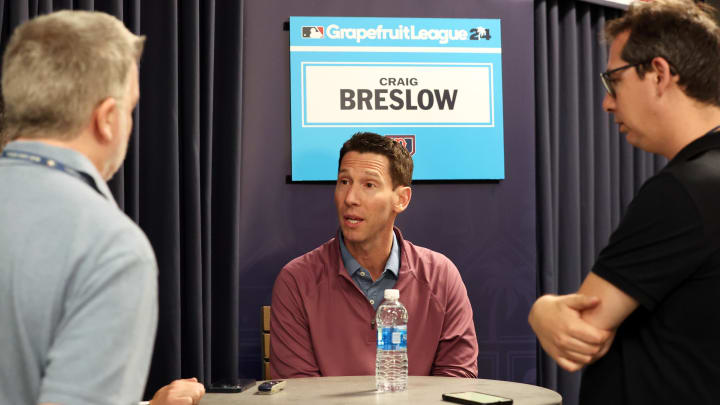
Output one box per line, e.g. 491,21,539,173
668,127,720,167
338,230,400,278
3,140,117,206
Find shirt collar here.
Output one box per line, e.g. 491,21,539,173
338,230,400,278
3,140,117,206
668,128,720,167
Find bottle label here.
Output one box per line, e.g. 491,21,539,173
377,325,407,350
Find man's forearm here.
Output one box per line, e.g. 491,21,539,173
528,294,613,371
577,272,638,332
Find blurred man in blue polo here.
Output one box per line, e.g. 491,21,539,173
529,1,720,403
0,10,203,405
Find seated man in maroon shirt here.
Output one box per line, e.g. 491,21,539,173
270,132,478,378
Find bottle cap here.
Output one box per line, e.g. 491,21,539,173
384,289,399,300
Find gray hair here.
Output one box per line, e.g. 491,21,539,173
1,10,145,142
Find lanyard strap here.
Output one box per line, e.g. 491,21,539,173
0,149,104,197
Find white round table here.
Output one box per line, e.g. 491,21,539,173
200,376,562,405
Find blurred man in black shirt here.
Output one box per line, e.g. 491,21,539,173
529,1,720,403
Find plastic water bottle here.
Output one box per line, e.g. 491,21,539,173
375,288,408,392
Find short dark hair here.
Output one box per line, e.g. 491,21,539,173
338,132,413,188
604,0,720,106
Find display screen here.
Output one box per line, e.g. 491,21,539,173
290,16,505,181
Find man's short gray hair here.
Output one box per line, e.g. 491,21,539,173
1,10,145,142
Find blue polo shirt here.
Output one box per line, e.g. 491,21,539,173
339,231,399,310
0,140,158,405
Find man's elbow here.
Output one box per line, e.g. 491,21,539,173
431,364,478,378
269,354,322,380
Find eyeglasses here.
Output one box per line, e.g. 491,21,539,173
600,63,643,98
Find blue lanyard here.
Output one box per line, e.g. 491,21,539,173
0,149,104,197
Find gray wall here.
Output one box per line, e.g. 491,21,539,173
238,0,536,383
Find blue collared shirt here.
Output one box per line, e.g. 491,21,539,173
339,231,399,310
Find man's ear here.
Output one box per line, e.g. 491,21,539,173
393,186,412,214
93,97,117,144
650,56,677,97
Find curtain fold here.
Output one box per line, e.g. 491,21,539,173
534,1,664,404
0,0,244,400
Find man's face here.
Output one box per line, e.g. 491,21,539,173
106,62,139,180
602,31,660,153
334,151,403,248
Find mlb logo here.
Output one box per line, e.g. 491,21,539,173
302,26,324,38
386,135,416,156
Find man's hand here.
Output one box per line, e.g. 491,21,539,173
150,378,205,405
528,294,613,372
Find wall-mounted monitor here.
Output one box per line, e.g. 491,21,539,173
290,16,505,181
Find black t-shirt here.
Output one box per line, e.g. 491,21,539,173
579,132,720,405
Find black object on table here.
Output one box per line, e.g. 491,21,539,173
206,378,256,393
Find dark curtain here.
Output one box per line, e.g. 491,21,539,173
0,0,244,400
534,1,665,404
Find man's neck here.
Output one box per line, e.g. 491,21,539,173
16,134,107,179
344,228,394,281
659,100,720,159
